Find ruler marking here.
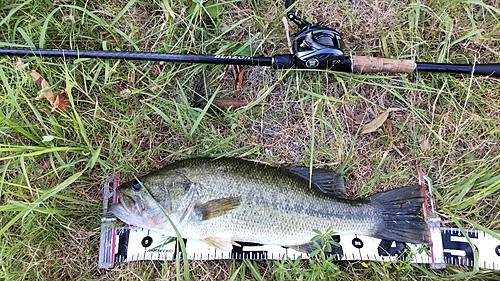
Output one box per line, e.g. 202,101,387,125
99,228,500,269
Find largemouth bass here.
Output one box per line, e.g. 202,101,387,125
109,158,429,252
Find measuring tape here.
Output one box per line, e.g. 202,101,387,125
98,172,500,269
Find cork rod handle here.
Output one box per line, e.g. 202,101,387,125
351,55,416,73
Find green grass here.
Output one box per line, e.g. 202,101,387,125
1,0,500,280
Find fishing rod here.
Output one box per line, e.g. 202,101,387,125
1,0,499,77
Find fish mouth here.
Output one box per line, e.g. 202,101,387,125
108,201,170,231
114,194,142,216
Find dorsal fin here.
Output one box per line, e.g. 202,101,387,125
283,167,346,197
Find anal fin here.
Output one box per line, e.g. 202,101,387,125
203,236,238,252
286,238,344,258
285,241,319,253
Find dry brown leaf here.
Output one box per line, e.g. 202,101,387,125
31,69,56,103
51,90,69,114
30,69,69,113
234,65,245,97
386,118,393,139
353,113,370,125
360,108,400,134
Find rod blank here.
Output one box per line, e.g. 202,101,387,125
1,48,499,77
348,56,500,77
416,62,500,77
0,48,274,67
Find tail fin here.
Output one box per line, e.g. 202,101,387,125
368,186,430,244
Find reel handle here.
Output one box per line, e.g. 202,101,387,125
284,0,310,29
285,0,296,9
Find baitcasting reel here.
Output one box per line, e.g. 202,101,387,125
286,1,345,70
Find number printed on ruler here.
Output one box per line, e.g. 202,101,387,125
441,228,500,269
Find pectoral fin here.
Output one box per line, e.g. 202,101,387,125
202,236,239,252
194,196,241,220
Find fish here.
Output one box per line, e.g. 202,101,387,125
109,157,429,252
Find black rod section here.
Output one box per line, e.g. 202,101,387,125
416,62,500,77
2,48,499,76
0,48,275,67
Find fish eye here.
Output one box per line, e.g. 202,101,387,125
132,179,142,190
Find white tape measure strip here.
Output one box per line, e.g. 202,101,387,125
98,173,500,270
99,226,500,269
